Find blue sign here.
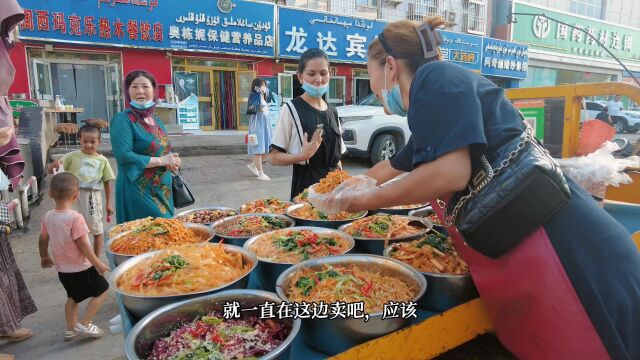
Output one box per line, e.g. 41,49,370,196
17,0,276,57
481,38,529,79
278,7,386,63
438,30,483,73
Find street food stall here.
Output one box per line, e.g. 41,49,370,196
108,82,640,359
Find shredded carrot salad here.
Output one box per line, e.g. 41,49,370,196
389,233,469,275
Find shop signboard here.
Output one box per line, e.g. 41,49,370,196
439,30,483,73
278,7,386,63
514,99,545,141
512,2,640,64
177,94,199,130
482,38,529,79
17,0,276,57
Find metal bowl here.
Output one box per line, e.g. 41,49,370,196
239,200,295,215
285,203,368,230
174,206,238,225
408,206,447,234
383,243,478,312
211,213,295,247
373,204,430,216
105,223,215,267
110,243,257,319
243,227,355,292
125,290,300,360
275,254,427,355
338,216,432,255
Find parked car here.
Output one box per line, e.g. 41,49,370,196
337,94,411,165
581,100,639,133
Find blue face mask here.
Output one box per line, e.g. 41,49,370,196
381,65,407,117
130,100,155,110
302,81,329,98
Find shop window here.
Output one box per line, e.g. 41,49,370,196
284,64,298,74
570,0,604,20
464,0,487,35
278,73,293,103
286,0,328,12
328,77,346,106
33,60,53,100
182,58,251,69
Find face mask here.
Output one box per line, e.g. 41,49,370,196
302,81,329,98
381,64,407,117
130,100,155,110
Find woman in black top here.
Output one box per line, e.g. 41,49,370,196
269,49,346,200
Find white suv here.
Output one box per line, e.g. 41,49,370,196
337,94,411,165
582,100,640,133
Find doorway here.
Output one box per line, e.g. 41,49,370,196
354,77,372,104
183,65,254,130
32,58,122,121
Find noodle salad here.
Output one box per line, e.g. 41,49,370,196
290,203,364,221
388,233,469,275
108,217,153,238
117,244,251,296
214,215,290,237
293,188,309,204
286,264,417,313
147,312,289,360
240,198,293,214
312,169,350,194
248,229,351,263
345,214,425,239
110,218,205,256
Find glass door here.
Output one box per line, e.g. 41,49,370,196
32,60,53,100
235,70,255,130
328,76,346,106
185,67,215,130
105,63,122,120
278,73,293,104
353,76,371,104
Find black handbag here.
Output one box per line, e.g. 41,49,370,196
246,104,258,116
171,170,195,209
444,126,571,259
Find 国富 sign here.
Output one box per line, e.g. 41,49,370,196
512,2,640,64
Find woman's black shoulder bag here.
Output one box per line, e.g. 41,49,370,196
444,122,571,259
172,170,195,209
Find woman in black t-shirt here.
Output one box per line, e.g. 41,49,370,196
269,49,346,200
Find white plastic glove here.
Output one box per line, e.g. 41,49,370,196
308,175,378,214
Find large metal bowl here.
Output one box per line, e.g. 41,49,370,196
285,203,367,230
174,206,238,225
243,227,355,292
211,213,295,247
125,290,301,360
338,216,432,255
383,243,478,312
275,254,427,355
110,243,257,319
239,200,295,215
373,203,430,216
408,206,447,234
105,223,215,267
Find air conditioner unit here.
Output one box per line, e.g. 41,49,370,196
386,0,403,5
445,9,457,24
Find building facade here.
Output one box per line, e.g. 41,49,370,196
10,0,526,131
492,0,640,89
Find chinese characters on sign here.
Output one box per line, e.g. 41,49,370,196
515,3,640,63
278,8,386,63
439,30,482,72
482,39,529,80
18,0,276,57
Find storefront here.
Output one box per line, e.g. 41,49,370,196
12,0,276,130
510,2,640,88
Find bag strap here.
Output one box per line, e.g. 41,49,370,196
284,100,309,165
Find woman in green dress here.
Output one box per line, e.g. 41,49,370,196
110,70,181,223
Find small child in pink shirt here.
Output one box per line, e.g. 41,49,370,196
39,173,110,341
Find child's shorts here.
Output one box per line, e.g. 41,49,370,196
58,266,109,303
77,189,104,236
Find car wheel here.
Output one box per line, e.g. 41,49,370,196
370,134,397,165
612,118,628,133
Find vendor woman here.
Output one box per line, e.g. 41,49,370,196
269,48,347,201
324,17,640,359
